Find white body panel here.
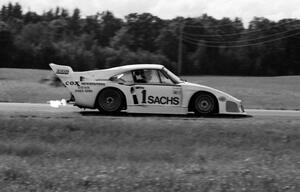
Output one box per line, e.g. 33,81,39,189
49,63,245,115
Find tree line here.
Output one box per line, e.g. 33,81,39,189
0,2,300,75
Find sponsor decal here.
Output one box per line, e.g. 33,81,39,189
132,90,180,105
81,82,105,86
75,86,93,93
147,96,179,105
65,81,80,86
65,81,93,93
56,69,69,75
75,89,93,93
77,86,90,89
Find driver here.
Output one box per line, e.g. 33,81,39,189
134,70,152,83
143,70,152,83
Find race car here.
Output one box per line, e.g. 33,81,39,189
49,63,245,115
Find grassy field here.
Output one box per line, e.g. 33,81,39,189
1,68,300,109
0,68,299,191
0,113,299,191
0,68,69,103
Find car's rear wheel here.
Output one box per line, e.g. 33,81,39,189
193,93,217,115
97,88,123,114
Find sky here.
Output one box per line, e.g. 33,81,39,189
1,0,300,25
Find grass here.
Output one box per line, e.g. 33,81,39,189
0,114,299,191
0,68,69,103
1,68,300,109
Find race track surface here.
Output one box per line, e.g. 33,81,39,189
0,102,299,118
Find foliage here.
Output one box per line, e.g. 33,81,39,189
1,3,300,75
0,21,14,67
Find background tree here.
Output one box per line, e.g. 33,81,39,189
96,11,123,46
68,8,81,35
112,13,165,52
0,21,15,67
0,2,300,75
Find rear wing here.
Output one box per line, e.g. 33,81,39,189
49,63,77,93
49,63,73,76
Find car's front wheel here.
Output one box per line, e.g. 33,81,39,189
97,88,124,114
193,92,217,115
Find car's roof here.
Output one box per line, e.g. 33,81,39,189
105,64,164,71
80,64,165,79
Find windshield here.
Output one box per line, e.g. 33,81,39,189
162,67,183,84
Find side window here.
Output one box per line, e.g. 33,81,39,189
133,69,160,84
110,71,134,84
158,70,174,84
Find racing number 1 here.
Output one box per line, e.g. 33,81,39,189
133,90,147,104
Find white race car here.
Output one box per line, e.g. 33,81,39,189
50,63,245,115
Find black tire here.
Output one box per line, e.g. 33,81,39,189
193,93,217,115
97,88,123,114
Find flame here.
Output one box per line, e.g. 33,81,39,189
48,99,67,108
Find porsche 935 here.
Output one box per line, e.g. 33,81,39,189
50,63,245,115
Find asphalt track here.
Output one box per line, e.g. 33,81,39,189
0,102,300,118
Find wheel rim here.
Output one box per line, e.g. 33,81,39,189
195,94,215,114
98,89,122,112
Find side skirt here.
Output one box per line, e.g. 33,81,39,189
126,105,188,115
